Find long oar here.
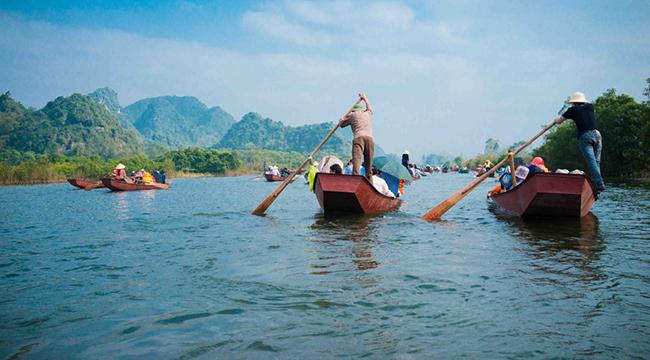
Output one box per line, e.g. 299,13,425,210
421,120,557,221
251,98,362,216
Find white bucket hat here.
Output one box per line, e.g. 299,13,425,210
569,91,588,103
115,163,125,170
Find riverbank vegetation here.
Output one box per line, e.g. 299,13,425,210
0,148,307,185
457,80,650,178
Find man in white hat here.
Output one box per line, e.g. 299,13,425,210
554,91,605,192
339,93,374,183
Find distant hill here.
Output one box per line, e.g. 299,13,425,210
0,92,144,158
88,87,121,115
121,96,235,148
214,112,352,156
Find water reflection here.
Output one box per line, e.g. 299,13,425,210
507,213,605,281
109,192,130,221
308,213,380,273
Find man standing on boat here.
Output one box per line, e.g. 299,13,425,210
554,91,606,193
340,93,374,183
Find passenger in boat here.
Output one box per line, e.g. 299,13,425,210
528,157,549,174
280,167,290,177
484,159,493,172
339,93,374,183
514,166,529,184
308,160,318,192
554,91,605,193
378,170,401,197
329,163,343,174
371,167,395,198
113,163,126,181
153,170,161,183
160,170,167,184
344,159,365,175
402,150,410,168
134,169,144,183
142,170,154,184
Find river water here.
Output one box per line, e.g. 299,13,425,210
1,174,649,359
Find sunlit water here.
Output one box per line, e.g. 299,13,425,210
1,174,649,359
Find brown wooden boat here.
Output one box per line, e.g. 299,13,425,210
67,178,105,189
489,173,597,217
264,173,287,182
100,177,170,191
313,173,401,214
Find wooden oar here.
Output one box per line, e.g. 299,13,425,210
251,98,362,216
421,120,557,221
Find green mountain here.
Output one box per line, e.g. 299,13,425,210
121,96,235,148
0,92,143,158
214,112,353,155
88,87,121,115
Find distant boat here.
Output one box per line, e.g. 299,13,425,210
489,173,596,217
264,173,287,182
313,173,401,214
67,178,104,189
100,178,170,191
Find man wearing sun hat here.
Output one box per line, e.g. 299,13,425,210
339,93,374,183
554,91,605,193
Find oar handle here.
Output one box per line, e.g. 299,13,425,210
251,98,363,216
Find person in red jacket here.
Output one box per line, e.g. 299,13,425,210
113,163,126,181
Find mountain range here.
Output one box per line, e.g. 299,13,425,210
0,91,143,158
214,112,352,155
0,87,365,159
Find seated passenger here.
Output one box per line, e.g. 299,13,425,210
308,161,318,192
329,164,343,174
514,165,530,185
528,156,549,174
142,170,154,184
134,169,144,183
378,170,400,197
344,159,365,175
371,167,395,198
113,163,126,181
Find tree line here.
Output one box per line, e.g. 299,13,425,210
0,148,305,185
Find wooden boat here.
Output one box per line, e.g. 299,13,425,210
67,178,105,189
313,173,401,214
489,173,596,217
100,177,170,191
264,173,287,182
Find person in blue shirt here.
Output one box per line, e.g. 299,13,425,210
344,159,365,175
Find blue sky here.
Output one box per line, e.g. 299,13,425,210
1,0,649,157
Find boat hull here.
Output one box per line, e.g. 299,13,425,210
264,174,287,182
100,178,170,191
490,173,596,217
314,173,401,214
67,178,105,189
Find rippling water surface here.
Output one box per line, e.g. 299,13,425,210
1,174,649,358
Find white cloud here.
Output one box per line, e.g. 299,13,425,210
242,11,332,47
1,7,647,156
